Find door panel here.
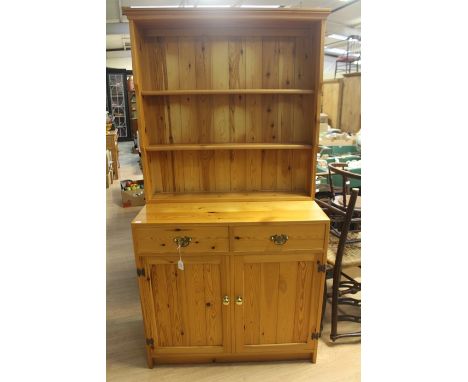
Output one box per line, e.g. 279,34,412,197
235,252,321,353
144,255,230,354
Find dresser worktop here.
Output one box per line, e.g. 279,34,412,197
132,200,329,226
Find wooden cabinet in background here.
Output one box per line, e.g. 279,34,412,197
106,130,119,179
124,7,330,368
321,72,361,133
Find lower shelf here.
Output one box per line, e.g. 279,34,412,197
149,191,312,203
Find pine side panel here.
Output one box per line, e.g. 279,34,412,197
245,150,262,191
276,262,298,343
182,151,201,192
151,265,172,346
129,21,152,199
176,265,192,345
228,38,246,143
165,265,187,346
230,150,246,192
310,22,327,196
245,95,263,142
211,38,229,90
293,35,314,144
172,151,185,192
179,38,198,144
145,37,167,90
228,38,247,192
212,39,231,191
196,36,213,143
184,264,207,346
164,37,182,143
212,39,230,144
261,149,277,191
292,150,311,193
259,262,280,344
292,261,313,342
262,38,280,143
148,153,163,193
142,98,161,145
278,37,295,143
276,150,293,191
199,150,216,192
203,264,223,346
245,37,263,143
160,151,175,192
244,263,261,345
197,95,213,143
214,151,231,192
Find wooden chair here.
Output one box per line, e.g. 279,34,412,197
316,188,361,341
334,35,361,78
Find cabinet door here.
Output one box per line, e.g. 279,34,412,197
234,252,323,353
142,254,231,355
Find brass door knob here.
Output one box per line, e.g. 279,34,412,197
222,296,230,306
235,296,243,306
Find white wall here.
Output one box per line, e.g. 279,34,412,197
106,50,132,70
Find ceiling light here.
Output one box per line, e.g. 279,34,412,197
325,48,347,55
240,5,281,8
130,5,180,8
328,34,347,41
197,5,232,8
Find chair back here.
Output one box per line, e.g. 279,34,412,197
328,162,361,210
315,188,360,266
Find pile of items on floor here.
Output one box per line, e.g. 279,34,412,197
106,150,114,188
316,113,361,194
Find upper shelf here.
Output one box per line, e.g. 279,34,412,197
146,143,313,151
141,89,314,96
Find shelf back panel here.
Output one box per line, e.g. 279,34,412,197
147,149,311,196
143,94,313,145
137,34,318,91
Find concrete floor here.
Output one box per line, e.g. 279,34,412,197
106,141,361,382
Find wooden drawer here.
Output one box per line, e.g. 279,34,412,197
231,224,326,252
133,225,229,254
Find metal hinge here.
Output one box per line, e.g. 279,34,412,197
317,262,326,273
137,268,145,277
146,338,154,347
311,332,321,340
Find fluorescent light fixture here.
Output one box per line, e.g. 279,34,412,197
328,34,347,41
240,5,281,8
197,5,232,7
130,5,180,8
325,48,347,55
183,5,195,7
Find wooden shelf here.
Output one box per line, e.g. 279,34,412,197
146,143,312,151
141,89,314,96
150,191,312,203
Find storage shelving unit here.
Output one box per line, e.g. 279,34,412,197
125,7,330,368
127,8,327,203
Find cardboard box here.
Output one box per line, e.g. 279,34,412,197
120,179,145,207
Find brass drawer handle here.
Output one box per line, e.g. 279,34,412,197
223,296,230,306
270,234,288,245
236,296,243,306
173,236,192,247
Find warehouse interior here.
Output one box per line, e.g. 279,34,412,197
3,2,468,382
